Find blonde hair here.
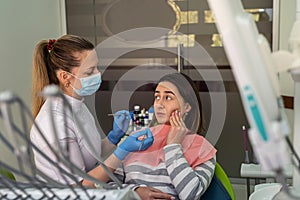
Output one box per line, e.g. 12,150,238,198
31,35,94,118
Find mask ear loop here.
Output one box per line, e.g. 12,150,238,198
64,71,79,80
64,71,80,91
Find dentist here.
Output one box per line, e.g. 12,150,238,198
30,35,155,189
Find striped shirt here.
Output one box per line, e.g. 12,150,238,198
114,144,216,200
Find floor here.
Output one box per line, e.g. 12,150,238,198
230,178,259,200
231,176,296,200
232,183,249,200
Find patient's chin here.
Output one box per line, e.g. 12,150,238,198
157,118,168,124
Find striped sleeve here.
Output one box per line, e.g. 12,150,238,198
164,144,216,200
113,166,125,182
112,166,146,191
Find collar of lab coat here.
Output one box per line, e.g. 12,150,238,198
63,94,84,113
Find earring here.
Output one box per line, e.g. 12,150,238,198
65,82,70,88
185,112,188,116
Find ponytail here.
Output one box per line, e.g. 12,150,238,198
32,40,50,118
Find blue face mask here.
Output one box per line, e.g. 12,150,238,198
70,72,102,96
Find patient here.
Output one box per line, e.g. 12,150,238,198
115,73,217,199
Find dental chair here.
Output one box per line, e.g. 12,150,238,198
0,167,15,181
202,162,236,200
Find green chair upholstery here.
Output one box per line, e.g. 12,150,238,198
215,162,235,200
0,167,16,181
202,162,235,200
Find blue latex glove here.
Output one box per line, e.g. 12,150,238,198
107,110,130,145
114,128,154,160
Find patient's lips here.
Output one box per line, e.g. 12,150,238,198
155,111,166,118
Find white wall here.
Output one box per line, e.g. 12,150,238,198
278,0,297,140
0,0,65,180
278,0,296,96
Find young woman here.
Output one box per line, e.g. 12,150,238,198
30,35,157,190
114,73,217,200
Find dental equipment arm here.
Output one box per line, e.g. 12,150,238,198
0,89,143,199
0,91,81,199
0,89,121,188
207,0,290,172
207,0,300,197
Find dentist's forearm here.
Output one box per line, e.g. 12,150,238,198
82,153,122,188
101,137,116,158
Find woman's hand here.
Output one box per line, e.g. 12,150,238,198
167,110,189,144
135,187,175,200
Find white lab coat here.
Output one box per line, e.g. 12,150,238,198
30,94,102,184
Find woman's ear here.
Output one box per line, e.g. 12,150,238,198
56,70,72,87
184,103,191,113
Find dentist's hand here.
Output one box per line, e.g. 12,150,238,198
114,128,154,160
107,110,130,145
